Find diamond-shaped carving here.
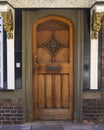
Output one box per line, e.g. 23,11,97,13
44,37,62,55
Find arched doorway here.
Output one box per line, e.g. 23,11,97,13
32,15,74,120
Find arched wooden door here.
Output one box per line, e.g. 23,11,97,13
32,15,74,120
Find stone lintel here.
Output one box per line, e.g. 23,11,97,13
0,0,103,8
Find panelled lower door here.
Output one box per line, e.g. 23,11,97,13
33,15,74,120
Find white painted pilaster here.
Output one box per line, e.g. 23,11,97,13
0,4,15,89
90,39,98,89
7,8,15,90
90,5,104,89
0,16,4,89
7,38,15,89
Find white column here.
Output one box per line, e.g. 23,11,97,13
0,16,4,89
90,39,98,89
0,5,15,89
7,37,15,89
7,8,15,90
90,5,104,89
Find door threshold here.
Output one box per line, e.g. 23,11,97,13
25,121,73,126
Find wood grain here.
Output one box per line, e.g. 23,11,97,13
32,15,74,120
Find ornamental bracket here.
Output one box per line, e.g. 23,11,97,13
1,9,13,39
91,10,104,39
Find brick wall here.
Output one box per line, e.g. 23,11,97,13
83,16,104,123
83,99,104,122
0,99,23,124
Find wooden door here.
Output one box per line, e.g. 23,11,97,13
32,15,73,120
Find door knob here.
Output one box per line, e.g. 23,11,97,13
33,55,37,64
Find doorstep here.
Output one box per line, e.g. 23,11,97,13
0,121,104,130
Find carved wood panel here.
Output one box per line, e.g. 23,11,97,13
33,15,74,120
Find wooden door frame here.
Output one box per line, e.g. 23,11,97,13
22,9,84,123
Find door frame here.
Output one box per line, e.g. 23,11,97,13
22,9,84,123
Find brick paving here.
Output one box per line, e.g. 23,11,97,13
0,121,104,130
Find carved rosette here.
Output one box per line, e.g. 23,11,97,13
1,9,13,39
91,10,104,39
